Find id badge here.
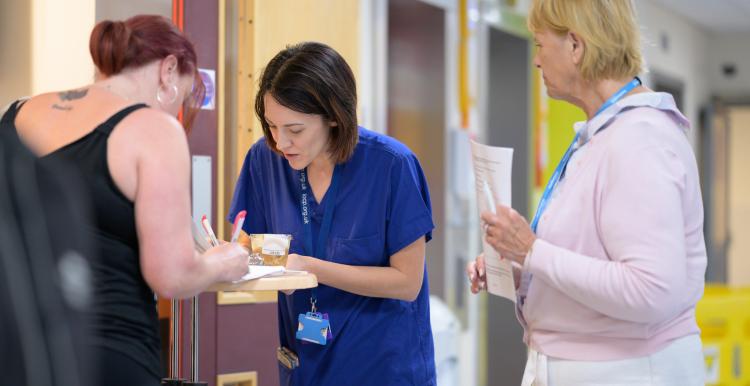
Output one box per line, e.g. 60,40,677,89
296,312,330,345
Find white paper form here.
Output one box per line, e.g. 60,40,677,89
470,140,516,302
234,266,307,283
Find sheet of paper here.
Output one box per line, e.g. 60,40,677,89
235,266,286,282
234,266,308,283
470,140,516,302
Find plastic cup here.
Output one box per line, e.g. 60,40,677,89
249,234,292,266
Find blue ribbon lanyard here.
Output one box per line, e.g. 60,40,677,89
299,164,342,309
530,77,641,232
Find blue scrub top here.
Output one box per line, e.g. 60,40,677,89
228,127,437,386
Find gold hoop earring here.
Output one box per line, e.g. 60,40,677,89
157,84,178,106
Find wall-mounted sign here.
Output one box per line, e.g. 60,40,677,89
199,68,216,110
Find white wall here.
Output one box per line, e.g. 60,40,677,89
0,0,149,105
31,0,96,94
0,0,32,105
706,33,750,100
96,0,171,22
1,0,96,102
635,0,710,147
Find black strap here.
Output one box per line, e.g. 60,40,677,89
95,103,149,136
0,99,27,126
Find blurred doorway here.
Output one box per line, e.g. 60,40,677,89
652,71,685,111
727,106,750,285
387,0,447,299
701,101,730,283
701,100,750,286
483,25,530,386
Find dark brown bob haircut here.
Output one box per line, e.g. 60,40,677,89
255,42,358,163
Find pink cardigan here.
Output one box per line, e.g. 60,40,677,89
518,92,707,361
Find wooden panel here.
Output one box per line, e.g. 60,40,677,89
232,0,361,204
217,371,258,386
217,290,277,305
249,0,360,143
253,0,359,80
235,0,256,176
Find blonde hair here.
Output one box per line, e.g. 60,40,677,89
528,0,643,81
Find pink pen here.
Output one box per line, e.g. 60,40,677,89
231,210,247,243
201,215,219,246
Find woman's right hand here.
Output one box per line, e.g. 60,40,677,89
466,253,487,294
205,242,250,282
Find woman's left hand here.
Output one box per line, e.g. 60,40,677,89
280,254,312,295
285,253,311,271
481,205,536,266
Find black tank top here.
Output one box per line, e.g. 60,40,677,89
4,101,162,378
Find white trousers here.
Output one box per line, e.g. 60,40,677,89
521,335,705,386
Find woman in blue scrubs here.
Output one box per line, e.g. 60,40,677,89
228,42,437,386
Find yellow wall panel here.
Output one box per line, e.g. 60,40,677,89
251,0,360,144
232,0,360,175
544,99,585,182
235,0,257,177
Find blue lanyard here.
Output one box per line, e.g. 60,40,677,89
300,164,342,304
530,77,641,232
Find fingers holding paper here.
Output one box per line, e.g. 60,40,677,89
481,205,536,266
466,253,487,294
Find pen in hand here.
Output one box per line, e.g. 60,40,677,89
201,215,220,247
230,210,246,243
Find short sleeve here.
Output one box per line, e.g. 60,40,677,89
385,153,434,256
228,144,268,234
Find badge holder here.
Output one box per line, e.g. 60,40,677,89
295,298,330,345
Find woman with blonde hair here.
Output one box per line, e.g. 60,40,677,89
467,1,706,384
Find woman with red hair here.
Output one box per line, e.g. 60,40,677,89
1,15,249,386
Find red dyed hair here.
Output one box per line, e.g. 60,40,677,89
89,15,204,130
